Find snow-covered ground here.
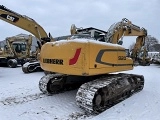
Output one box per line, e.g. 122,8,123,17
0,64,160,120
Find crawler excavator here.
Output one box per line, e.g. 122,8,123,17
39,18,145,113
0,5,53,72
0,35,35,68
71,18,151,66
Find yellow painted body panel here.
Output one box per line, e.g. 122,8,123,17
40,39,133,76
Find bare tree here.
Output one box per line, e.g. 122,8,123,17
145,35,159,51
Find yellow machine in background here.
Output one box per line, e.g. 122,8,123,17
106,18,151,65
0,35,34,67
39,18,145,113
0,5,54,72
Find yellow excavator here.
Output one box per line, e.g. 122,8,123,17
0,5,53,72
71,18,151,66
39,18,145,113
0,35,35,67
0,5,145,113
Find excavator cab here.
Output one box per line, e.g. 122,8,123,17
13,43,26,53
0,35,33,68
70,25,108,42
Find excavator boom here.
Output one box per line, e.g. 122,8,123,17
0,5,51,46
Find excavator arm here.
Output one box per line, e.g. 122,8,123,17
130,36,145,60
106,18,147,44
105,18,149,64
0,5,52,47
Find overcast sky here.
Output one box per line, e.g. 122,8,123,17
0,0,159,48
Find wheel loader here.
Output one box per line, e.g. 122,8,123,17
39,18,145,113
0,35,36,68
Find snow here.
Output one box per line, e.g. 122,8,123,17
47,38,124,48
0,64,160,120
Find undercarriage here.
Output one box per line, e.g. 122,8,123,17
22,61,43,73
39,73,144,113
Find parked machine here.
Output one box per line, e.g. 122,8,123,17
0,35,35,67
0,5,53,72
148,51,160,64
39,18,145,113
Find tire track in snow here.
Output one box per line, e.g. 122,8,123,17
0,93,46,106
0,92,95,120
67,112,93,120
